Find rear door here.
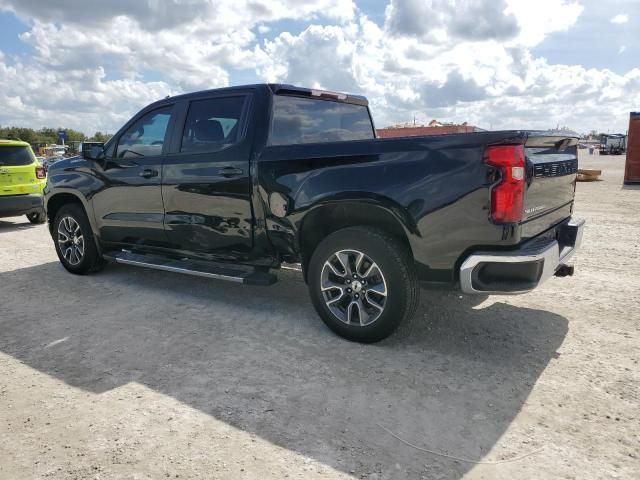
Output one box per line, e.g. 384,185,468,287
0,145,42,197
161,93,254,259
521,135,578,238
91,104,175,247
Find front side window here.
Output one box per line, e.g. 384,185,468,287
116,106,173,158
270,95,374,146
181,96,247,153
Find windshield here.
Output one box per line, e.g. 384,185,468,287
0,146,34,166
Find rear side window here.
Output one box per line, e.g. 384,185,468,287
270,95,374,146
116,106,173,159
181,95,247,153
0,146,34,166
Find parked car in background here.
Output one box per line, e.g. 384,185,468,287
44,84,584,342
0,139,47,223
44,145,69,158
600,134,627,155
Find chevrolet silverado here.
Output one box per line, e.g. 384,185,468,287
44,84,584,342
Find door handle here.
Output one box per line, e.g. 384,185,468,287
218,166,244,178
139,168,158,178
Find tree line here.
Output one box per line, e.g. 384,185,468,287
0,126,113,145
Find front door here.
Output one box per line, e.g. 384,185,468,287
161,94,254,259
92,104,174,248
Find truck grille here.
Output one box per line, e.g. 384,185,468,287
533,159,578,178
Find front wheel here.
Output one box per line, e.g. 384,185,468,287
308,226,419,343
53,204,104,274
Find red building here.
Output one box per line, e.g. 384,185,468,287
376,120,480,138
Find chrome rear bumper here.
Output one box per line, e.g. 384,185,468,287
460,217,585,294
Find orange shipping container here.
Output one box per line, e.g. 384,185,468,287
624,112,640,184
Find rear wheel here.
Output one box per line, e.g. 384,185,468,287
53,204,103,274
308,226,419,343
26,211,46,224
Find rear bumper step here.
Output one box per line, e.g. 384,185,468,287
459,217,585,294
103,251,277,286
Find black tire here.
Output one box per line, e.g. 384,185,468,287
26,211,46,224
308,226,419,343
53,204,104,275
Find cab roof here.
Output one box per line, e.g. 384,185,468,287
154,83,368,107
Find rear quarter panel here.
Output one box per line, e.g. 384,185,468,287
257,131,528,276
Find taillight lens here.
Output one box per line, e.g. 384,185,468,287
485,145,525,223
36,166,47,179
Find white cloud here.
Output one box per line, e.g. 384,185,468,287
0,0,357,29
385,0,518,42
258,4,638,132
505,0,584,46
0,57,173,133
259,23,364,91
0,0,637,134
0,0,356,132
610,13,629,24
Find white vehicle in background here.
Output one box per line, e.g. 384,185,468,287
44,145,68,157
599,134,627,155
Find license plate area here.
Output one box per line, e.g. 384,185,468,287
0,171,29,183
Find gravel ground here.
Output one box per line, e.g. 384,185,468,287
0,151,638,480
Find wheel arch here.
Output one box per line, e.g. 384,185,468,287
46,191,97,238
297,199,416,283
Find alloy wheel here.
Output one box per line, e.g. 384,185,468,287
320,249,388,326
57,216,85,266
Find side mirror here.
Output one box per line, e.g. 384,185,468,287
81,142,105,161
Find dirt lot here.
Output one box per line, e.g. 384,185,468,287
0,151,638,480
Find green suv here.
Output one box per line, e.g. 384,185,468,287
0,139,47,223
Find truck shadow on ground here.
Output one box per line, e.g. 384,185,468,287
0,261,568,479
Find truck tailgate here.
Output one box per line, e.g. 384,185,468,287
521,134,578,239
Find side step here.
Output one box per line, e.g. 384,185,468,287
103,251,277,286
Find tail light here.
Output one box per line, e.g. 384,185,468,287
35,166,47,179
484,145,525,223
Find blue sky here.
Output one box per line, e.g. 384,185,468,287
533,2,638,74
0,0,638,134
0,11,29,56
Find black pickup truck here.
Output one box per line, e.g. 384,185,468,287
44,84,584,342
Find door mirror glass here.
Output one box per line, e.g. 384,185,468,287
81,142,105,161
